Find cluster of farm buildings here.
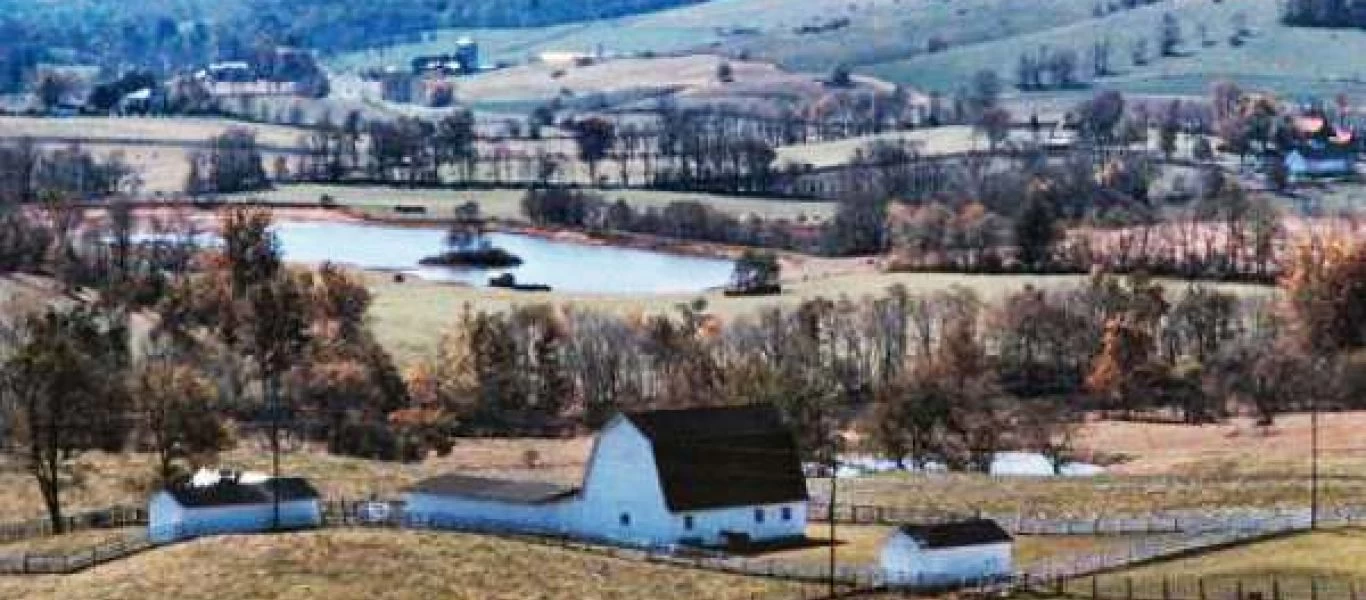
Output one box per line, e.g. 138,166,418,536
147,405,1014,586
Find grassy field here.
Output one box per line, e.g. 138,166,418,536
3,408,1357,525
775,125,1039,168
334,0,1366,103
1065,529,1366,600
328,0,1099,76
0,529,819,600
0,117,310,148
863,0,1366,100
363,270,1274,365
0,116,313,194
758,524,1154,573
0,528,144,557
252,184,837,223
0,438,592,523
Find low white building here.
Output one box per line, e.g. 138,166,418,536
148,471,323,543
879,520,1014,587
405,405,810,549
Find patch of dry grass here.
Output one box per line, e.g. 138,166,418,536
1063,529,1366,600
0,439,592,523
0,529,819,600
252,184,836,223
0,117,309,147
363,270,1274,365
0,529,145,557
750,524,1167,576
814,469,1366,520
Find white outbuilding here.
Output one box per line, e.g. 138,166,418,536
148,470,323,543
405,404,810,549
879,520,1014,587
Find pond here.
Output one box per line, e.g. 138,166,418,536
271,221,735,294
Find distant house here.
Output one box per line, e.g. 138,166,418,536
538,52,596,68
405,405,809,549
1282,115,1356,181
118,88,154,115
880,520,1014,586
1285,147,1354,180
411,38,481,75
148,470,323,543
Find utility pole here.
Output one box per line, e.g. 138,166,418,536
270,374,281,531
825,412,840,598
828,453,837,598
1311,399,1320,530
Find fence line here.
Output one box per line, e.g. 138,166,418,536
0,498,1350,587
807,503,1366,538
1027,573,1366,600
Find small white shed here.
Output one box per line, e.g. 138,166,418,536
148,471,323,543
880,520,1013,587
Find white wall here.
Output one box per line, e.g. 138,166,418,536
148,495,322,543
405,494,576,535
575,416,672,546
880,535,1012,587
148,492,183,543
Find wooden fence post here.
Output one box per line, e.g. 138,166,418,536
1162,576,1171,600
1199,577,1207,600
1126,577,1134,600
1093,576,1100,599
1272,577,1281,600
1237,579,1244,600
1311,577,1319,600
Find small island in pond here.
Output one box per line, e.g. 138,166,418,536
419,246,523,268
420,215,523,268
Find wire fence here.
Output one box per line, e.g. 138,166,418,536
808,503,1366,537
1035,573,1366,600
0,506,145,545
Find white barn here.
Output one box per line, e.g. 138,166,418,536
880,520,1014,587
148,471,323,543
405,405,810,548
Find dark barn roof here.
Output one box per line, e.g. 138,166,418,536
166,477,320,508
625,404,809,512
897,520,1013,549
409,474,579,504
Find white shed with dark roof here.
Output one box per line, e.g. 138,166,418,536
879,519,1013,586
148,471,322,543
405,474,580,535
403,405,809,548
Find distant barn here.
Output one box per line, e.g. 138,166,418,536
406,405,809,549
880,519,1013,586
148,471,322,543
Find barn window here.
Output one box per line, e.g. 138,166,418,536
619,513,631,527
754,509,765,524
684,515,694,530
781,507,793,521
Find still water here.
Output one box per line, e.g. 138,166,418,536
272,221,735,294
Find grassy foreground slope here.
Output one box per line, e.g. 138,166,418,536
0,530,815,600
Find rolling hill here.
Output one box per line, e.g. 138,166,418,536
331,0,1366,103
